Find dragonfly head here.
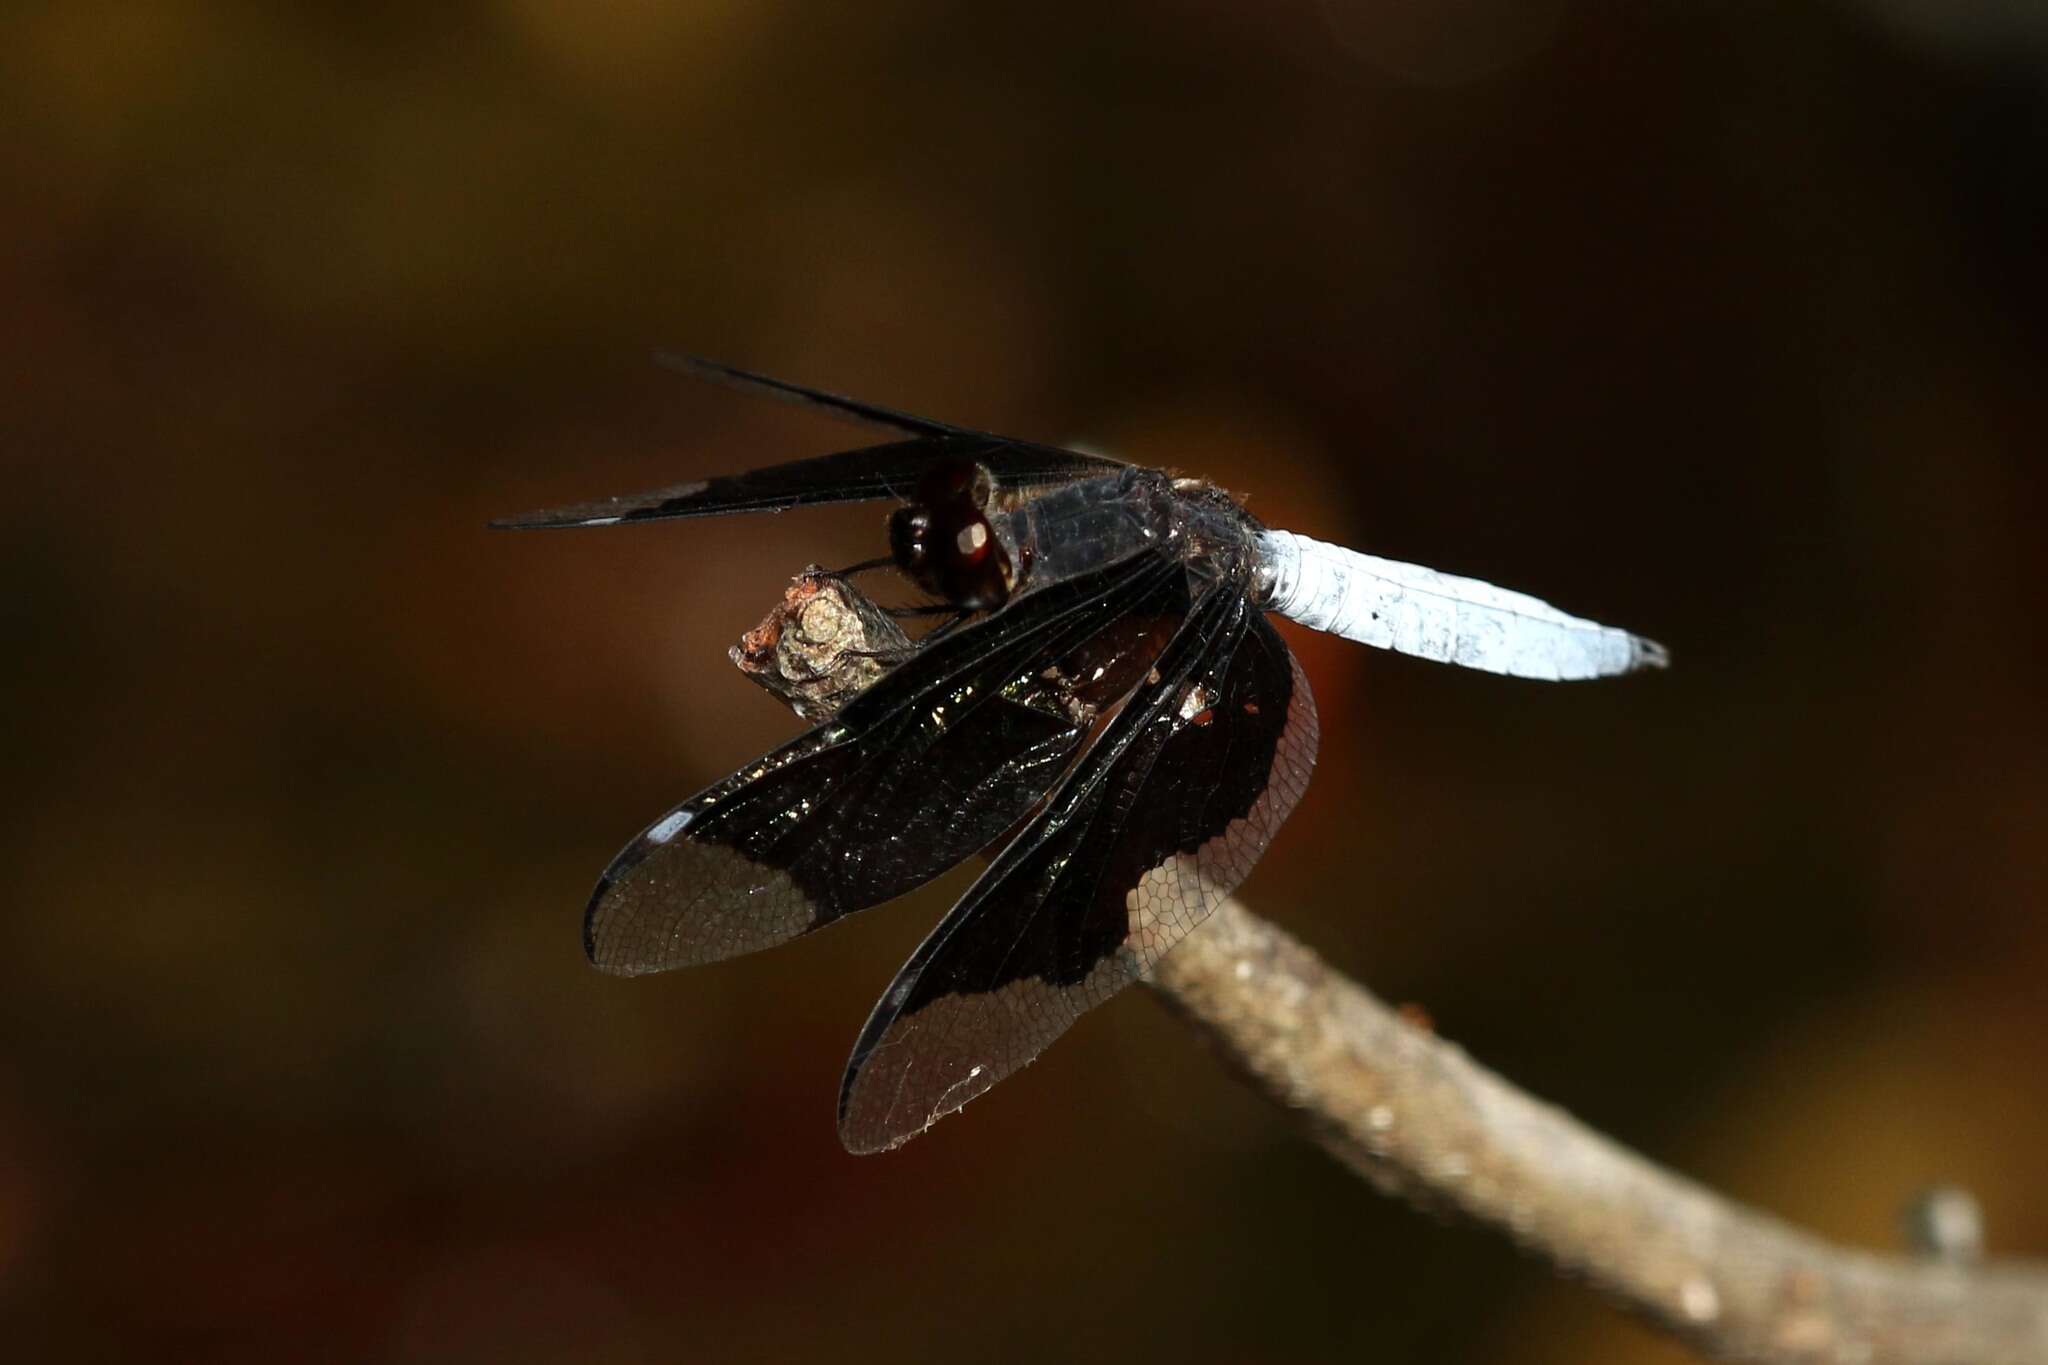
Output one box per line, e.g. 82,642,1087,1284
889,458,1016,611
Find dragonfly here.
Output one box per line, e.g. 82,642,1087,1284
496,355,1667,1153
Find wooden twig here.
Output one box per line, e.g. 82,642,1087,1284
1147,899,2048,1364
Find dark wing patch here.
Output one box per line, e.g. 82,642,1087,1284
496,436,956,528
494,357,1124,530
492,436,1125,530
583,550,1191,975
837,585,1319,1153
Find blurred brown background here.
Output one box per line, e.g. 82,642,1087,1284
4,1,2045,1361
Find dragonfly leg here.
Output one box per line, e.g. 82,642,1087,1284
843,610,972,661
914,610,974,647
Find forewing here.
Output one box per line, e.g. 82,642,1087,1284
583,550,1191,975
495,357,1123,530
838,587,1320,1153
493,435,1128,529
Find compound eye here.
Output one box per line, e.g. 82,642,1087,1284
953,519,991,563
889,506,932,571
930,504,1009,609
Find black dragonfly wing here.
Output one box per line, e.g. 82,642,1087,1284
837,577,1321,1153
494,356,1124,529
583,548,1192,975
652,352,982,439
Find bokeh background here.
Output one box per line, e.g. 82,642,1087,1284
5,2,2045,1361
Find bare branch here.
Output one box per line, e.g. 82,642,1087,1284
1147,900,2048,1364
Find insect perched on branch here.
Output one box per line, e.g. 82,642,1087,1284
496,355,1665,1152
